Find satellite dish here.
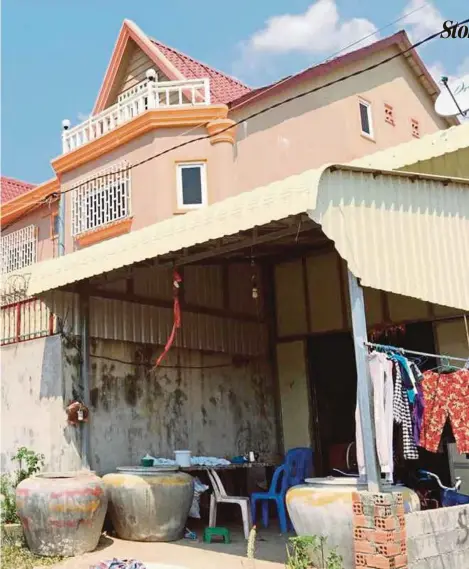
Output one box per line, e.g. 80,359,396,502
435,74,469,117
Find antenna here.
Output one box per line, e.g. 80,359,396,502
441,77,467,117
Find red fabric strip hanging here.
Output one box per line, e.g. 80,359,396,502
155,270,182,367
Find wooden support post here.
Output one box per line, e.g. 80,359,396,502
347,269,380,492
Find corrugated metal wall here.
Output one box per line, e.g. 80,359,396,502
274,250,465,339
41,264,268,356
88,296,266,355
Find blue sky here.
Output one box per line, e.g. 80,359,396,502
2,0,468,183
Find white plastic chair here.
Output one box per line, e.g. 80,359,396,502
206,468,252,539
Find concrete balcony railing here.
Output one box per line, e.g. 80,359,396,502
62,74,211,154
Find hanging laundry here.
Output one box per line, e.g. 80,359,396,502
419,369,469,455
389,353,418,404
392,361,419,461
356,351,394,478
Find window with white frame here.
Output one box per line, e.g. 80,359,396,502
176,162,207,209
359,99,373,138
71,162,131,237
1,225,37,274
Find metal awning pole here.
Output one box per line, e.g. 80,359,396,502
80,290,91,469
347,269,381,492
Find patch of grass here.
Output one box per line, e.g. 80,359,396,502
1,543,64,569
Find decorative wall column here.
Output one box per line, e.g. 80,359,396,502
206,118,237,201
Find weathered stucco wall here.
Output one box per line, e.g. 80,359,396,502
79,338,278,474
406,505,469,569
1,335,82,472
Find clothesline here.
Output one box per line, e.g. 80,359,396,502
364,342,468,363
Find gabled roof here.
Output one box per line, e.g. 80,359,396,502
150,38,251,105
229,31,458,127
93,19,251,113
1,176,36,204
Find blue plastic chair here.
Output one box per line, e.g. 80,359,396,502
251,447,313,533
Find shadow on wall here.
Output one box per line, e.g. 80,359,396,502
1,334,83,472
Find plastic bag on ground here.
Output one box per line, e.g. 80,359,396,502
188,476,209,519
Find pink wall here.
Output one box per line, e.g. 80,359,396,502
60,127,227,254
230,46,448,192
6,44,449,264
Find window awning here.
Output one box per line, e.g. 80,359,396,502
5,163,469,311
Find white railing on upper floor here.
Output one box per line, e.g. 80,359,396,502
62,77,211,153
1,225,37,275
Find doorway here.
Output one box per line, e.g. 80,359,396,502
306,321,451,484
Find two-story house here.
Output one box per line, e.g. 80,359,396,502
1,19,467,482
1,20,454,266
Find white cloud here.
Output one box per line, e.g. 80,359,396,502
77,112,90,122
457,57,469,77
233,0,378,81
400,0,444,42
248,0,378,55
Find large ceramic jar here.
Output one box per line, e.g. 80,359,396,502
16,471,107,557
103,466,194,542
286,477,420,569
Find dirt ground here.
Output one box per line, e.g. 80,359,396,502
50,525,291,569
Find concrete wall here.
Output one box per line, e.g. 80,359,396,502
1,333,278,475
1,335,82,472
406,505,469,569
76,338,278,474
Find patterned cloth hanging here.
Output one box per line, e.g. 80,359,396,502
419,369,469,454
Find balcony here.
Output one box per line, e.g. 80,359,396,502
62,75,211,154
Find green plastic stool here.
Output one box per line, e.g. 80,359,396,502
203,526,231,544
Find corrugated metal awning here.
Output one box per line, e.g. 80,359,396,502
8,164,469,311
350,122,469,177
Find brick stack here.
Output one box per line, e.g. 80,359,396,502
352,491,407,569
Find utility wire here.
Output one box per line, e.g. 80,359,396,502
3,18,467,229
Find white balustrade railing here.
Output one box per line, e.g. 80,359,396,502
62,77,211,153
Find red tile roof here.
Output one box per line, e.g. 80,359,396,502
228,31,451,119
150,38,251,105
1,176,36,204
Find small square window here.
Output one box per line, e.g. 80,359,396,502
384,104,395,126
359,100,373,138
411,118,420,138
176,162,207,209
